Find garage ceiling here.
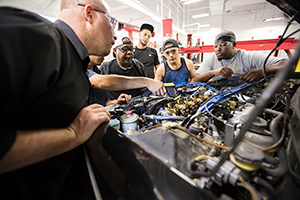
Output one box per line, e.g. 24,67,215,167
0,0,288,42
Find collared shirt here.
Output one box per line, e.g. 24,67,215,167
0,7,93,200
55,19,90,68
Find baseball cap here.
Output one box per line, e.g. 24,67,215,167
162,38,179,52
113,36,133,48
140,23,154,33
214,31,236,45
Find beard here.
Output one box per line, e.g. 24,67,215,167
139,38,147,46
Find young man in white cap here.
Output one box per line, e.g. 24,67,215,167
134,23,160,79
195,30,287,82
155,38,195,84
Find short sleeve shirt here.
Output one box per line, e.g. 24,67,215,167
196,49,284,81
104,59,145,100
134,46,160,78
0,7,92,200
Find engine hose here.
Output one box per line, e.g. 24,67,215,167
253,177,276,200
237,180,261,200
142,114,185,121
207,124,219,157
262,109,288,177
144,96,165,105
145,98,173,115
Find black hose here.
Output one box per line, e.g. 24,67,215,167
253,177,276,200
145,98,173,115
207,124,219,157
262,109,288,177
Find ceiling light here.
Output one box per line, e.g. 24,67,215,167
263,17,284,22
199,24,210,28
185,23,210,28
185,23,199,27
191,13,209,18
180,0,203,5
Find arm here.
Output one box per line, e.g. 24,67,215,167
89,74,166,96
185,59,196,82
106,93,132,106
194,67,234,82
154,63,165,81
0,104,110,174
155,64,160,70
240,59,287,82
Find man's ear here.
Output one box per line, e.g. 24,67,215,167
83,4,95,23
113,48,117,58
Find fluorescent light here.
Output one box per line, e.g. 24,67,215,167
185,23,199,27
263,17,284,22
181,0,202,5
115,0,161,23
192,13,209,18
185,23,210,28
199,24,210,28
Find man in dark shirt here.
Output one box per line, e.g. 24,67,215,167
100,36,157,100
134,23,160,79
88,55,131,106
0,1,158,200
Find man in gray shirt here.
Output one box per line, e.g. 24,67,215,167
195,31,287,82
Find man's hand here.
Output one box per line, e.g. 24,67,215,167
68,104,110,144
240,68,262,82
147,79,166,96
117,93,131,104
214,66,234,79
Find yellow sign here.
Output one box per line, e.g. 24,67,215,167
296,58,300,72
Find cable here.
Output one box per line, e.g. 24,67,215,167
176,126,229,150
142,123,229,150
195,155,213,161
141,124,162,132
204,102,228,124
237,175,261,200
262,15,298,83
287,136,300,180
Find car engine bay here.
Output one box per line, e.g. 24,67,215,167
106,53,300,199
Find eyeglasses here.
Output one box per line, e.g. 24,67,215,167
141,32,151,39
117,46,134,53
77,3,118,31
164,49,178,55
213,42,232,49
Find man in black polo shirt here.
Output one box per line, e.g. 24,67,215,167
0,1,157,200
134,23,160,79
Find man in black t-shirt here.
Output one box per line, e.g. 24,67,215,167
133,23,160,79
99,36,155,100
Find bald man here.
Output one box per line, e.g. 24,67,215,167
0,1,156,199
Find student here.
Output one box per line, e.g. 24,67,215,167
99,36,166,100
134,23,160,79
88,55,132,106
155,38,195,84
194,30,287,82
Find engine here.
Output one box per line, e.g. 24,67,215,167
106,75,300,200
